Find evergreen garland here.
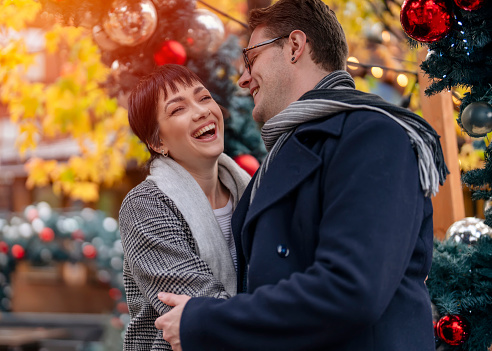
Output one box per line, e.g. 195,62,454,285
427,236,492,351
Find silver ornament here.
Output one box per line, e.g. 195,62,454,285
445,217,492,245
92,25,120,51
184,8,225,57
461,101,492,137
103,0,158,47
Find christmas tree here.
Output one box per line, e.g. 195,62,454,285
401,0,492,218
400,0,492,349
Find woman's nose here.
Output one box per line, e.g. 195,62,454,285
192,104,211,120
238,70,251,89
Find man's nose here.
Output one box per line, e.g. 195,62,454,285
238,70,251,89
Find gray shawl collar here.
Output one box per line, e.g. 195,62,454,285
147,153,250,297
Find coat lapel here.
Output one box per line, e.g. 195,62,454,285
240,136,322,254
235,112,347,262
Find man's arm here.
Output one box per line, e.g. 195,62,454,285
164,114,429,350
155,293,191,351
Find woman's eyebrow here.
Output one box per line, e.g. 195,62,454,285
164,86,205,110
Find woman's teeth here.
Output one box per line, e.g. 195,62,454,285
193,124,215,138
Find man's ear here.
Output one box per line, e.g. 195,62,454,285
288,30,308,61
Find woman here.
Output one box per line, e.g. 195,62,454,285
119,64,251,350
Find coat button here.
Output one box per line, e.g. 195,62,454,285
277,245,290,258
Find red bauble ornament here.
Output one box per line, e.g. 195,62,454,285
71,229,85,241
116,301,129,314
39,227,55,242
454,0,484,11
153,40,187,66
400,0,453,43
233,154,260,177
25,208,38,222
0,241,8,254
111,316,124,329
82,244,97,259
436,315,470,345
109,287,123,301
11,244,25,259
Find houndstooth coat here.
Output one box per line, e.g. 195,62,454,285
119,154,250,350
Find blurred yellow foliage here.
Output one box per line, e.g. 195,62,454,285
0,0,41,31
458,143,484,172
1,0,422,204
1,0,148,203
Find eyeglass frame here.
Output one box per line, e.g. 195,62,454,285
242,35,290,74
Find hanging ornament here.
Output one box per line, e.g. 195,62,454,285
109,287,123,300
0,241,8,254
76,10,99,29
152,0,178,8
454,0,484,11
103,0,158,47
153,40,187,66
445,217,492,244
39,227,55,242
184,8,225,57
152,0,195,12
82,243,97,259
24,205,38,222
11,244,25,259
72,229,85,241
111,316,124,329
400,0,453,43
233,154,260,177
117,301,129,314
460,101,492,137
92,25,120,52
435,315,470,345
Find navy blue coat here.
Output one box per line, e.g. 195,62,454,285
180,108,436,351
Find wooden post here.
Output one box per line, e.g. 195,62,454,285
417,49,465,240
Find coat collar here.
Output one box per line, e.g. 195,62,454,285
234,112,348,258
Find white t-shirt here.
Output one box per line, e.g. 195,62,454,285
213,198,237,271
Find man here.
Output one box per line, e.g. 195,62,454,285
155,0,448,350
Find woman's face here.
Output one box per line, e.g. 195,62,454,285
155,82,224,172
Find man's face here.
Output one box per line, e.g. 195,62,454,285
238,27,294,124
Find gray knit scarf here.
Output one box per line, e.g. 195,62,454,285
148,153,251,297
250,70,448,203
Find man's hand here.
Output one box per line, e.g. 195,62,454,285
155,293,191,351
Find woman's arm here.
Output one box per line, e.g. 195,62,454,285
119,180,230,316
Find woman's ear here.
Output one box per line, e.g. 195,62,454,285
148,138,166,155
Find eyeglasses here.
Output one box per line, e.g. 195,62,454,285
242,35,289,74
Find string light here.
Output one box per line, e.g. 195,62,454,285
397,74,409,87
381,30,391,43
347,56,360,70
371,66,384,78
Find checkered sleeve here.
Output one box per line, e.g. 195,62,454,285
119,180,230,350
